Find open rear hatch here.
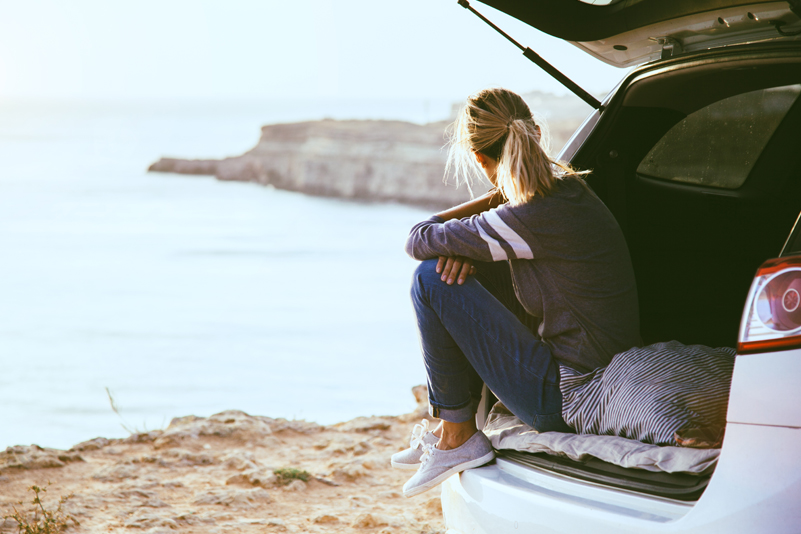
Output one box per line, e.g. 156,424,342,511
476,0,801,67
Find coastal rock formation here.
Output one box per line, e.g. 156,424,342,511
0,445,83,472
0,388,446,534
148,91,593,207
150,120,483,208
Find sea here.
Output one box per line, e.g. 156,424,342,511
0,98,457,450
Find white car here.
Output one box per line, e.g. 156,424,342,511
441,1,801,532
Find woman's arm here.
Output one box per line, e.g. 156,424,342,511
434,188,505,221
413,189,506,285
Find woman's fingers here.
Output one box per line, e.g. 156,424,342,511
447,258,464,285
441,257,461,284
457,260,473,285
436,256,447,274
437,256,476,285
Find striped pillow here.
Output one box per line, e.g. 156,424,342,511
559,341,736,446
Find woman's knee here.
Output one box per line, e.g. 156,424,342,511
410,259,441,297
411,259,440,308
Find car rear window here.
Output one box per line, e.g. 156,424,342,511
637,84,801,189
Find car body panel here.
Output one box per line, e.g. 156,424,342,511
727,348,801,427
441,460,691,534
442,423,801,533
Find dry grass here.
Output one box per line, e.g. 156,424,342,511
3,484,78,534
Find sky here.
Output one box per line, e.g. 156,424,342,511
0,0,625,102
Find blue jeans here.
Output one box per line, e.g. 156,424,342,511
410,259,572,433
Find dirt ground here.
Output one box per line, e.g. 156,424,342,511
0,387,445,534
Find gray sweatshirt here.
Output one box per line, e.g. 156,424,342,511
405,177,641,373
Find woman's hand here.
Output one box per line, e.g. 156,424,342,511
436,256,477,285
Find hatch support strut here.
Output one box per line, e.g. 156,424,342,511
458,0,603,111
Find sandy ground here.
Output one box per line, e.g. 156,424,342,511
0,387,445,533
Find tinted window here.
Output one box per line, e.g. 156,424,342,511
637,84,801,189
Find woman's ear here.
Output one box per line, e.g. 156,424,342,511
474,151,488,168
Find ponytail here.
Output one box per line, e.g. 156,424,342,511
445,88,588,206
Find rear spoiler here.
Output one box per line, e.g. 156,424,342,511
458,0,603,111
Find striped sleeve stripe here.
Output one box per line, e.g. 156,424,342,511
476,220,507,261
484,211,534,260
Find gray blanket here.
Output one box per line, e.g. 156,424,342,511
484,408,720,475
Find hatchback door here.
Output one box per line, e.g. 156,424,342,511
478,0,801,67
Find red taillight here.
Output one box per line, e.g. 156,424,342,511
738,256,801,354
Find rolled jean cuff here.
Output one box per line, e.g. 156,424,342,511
428,401,476,423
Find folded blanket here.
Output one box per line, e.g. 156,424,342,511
483,407,720,474
559,341,736,446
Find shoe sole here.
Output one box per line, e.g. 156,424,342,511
402,451,495,498
391,459,422,470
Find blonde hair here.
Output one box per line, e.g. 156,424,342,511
445,88,586,206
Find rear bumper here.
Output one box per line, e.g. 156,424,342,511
442,423,801,534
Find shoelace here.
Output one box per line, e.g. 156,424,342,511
409,419,429,449
419,443,436,466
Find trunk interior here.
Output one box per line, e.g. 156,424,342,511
577,43,801,348
503,42,801,501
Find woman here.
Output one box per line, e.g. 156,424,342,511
396,88,641,498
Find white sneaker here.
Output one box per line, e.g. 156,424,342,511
391,420,438,470
402,431,495,498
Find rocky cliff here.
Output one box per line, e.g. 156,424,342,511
149,119,482,208
148,92,592,207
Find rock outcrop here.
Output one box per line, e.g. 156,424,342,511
148,92,594,207
150,119,482,208
0,388,446,534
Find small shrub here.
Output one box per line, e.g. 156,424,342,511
3,484,78,534
273,467,310,485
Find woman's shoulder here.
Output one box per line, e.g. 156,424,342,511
501,175,615,233
552,173,591,194
508,174,592,211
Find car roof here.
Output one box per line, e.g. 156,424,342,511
477,0,801,66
